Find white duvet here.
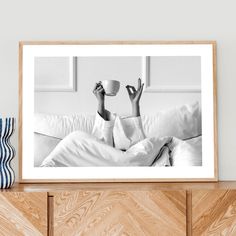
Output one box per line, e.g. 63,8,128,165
40,131,202,167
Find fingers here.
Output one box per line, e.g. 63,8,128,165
127,79,142,92
137,83,144,98
93,82,103,93
138,78,142,90
93,83,99,92
140,82,144,93
126,86,136,97
126,85,132,96
97,86,104,93
126,85,136,94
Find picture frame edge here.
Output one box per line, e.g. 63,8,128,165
18,40,218,183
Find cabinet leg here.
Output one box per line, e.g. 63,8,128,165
48,195,54,236
186,190,192,236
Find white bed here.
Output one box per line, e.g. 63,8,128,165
34,102,202,167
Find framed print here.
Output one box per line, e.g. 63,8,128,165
34,56,76,92
142,56,201,92
19,41,217,182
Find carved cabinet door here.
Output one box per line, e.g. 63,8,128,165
0,192,48,236
192,190,236,236
52,190,186,236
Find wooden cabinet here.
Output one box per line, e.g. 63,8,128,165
1,183,236,236
0,192,47,236
52,190,186,236
192,190,236,236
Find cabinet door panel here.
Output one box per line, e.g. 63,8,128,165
0,192,47,236
53,190,186,236
192,190,236,236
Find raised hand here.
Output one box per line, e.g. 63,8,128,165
93,82,109,120
126,78,144,117
93,81,105,104
126,78,144,106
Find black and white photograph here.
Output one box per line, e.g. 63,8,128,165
19,42,217,181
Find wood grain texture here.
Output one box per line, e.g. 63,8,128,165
4,182,236,193
192,190,236,236
187,190,192,236
53,190,186,236
0,192,47,236
18,42,23,182
48,196,54,236
213,42,218,180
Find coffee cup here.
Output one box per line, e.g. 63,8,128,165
102,80,120,96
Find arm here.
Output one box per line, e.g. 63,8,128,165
93,82,109,120
126,78,144,117
97,100,109,121
132,103,140,117
122,78,145,147
92,82,115,146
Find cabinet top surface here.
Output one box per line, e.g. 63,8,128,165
1,181,236,193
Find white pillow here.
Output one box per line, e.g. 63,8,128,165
170,136,202,166
142,101,201,139
34,113,95,139
34,133,61,167
34,102,201,140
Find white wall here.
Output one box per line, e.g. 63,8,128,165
150,56,201,88
35,56,201,115
0,0,235,180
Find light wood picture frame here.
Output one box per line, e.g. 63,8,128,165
19,41,218,182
